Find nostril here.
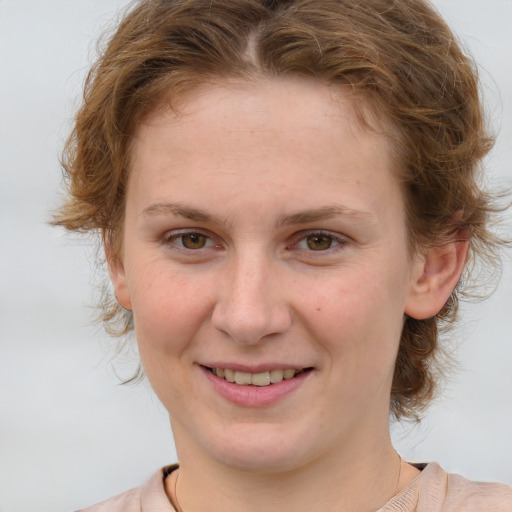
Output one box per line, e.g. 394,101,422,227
211,301,292,345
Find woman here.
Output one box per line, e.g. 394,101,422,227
55,0,512,510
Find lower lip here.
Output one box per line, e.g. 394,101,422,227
200,366,313,407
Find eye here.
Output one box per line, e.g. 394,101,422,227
165,230,219,251
290,231,347,253
180,232,208,249
305,234,336,251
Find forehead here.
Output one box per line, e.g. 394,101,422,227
133,77,392,168
128,77,403,226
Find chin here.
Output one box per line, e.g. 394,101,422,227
213,447,309,474
199,421,323,474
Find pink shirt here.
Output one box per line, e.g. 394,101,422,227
80,463,512,512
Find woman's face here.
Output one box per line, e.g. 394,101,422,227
113,77,424,471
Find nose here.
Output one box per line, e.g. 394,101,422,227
211,251,292,345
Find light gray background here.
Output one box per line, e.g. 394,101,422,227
0,1,511,511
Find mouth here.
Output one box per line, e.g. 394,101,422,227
204,366,312,387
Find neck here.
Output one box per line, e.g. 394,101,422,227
168,424,409,512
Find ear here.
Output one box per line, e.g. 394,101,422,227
105,244,133,312
405,239,469,320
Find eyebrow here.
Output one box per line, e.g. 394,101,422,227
142,202,375,227
276,206,376,227
142,202,227,224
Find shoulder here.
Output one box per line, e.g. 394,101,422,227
78,466,177,512
384,462,512,512
79,486,142,512
442,467,512,511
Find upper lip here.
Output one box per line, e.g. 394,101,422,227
199,363,312,373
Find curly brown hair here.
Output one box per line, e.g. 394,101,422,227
54,0,508,420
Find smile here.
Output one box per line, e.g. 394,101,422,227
207,367,308,387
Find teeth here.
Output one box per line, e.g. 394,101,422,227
269,369,284,383
211,367,302,386
251,372,271,387
235,371,252,385
283,369,296,379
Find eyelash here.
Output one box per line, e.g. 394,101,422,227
163,229,349,257
287,230,349,254
164,229,220,252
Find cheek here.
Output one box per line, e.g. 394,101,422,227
129,269,216,408
128,266,214,356
305,266,406,372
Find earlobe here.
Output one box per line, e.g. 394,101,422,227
405,239,469,320
106,250,133,312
